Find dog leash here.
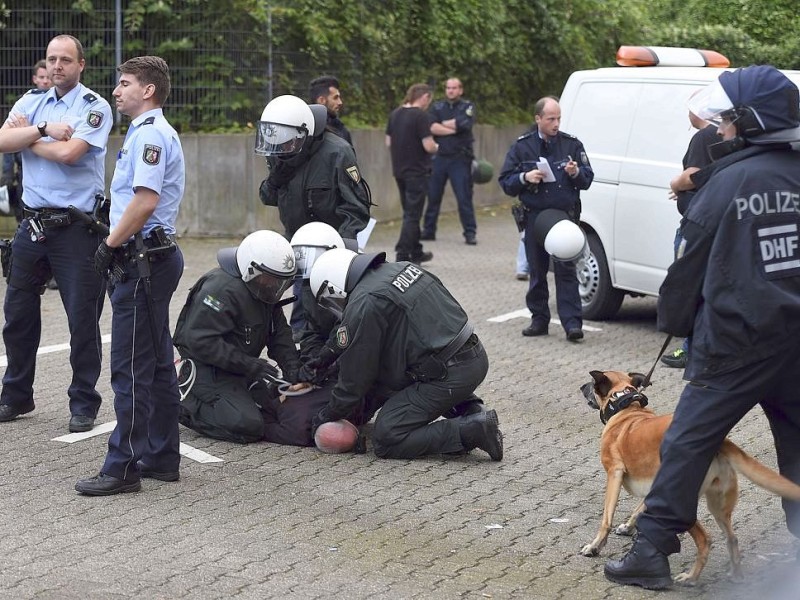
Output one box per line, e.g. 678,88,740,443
641,334,673,388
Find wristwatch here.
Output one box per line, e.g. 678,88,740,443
37,121,47,137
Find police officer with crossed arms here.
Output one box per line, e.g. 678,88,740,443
308,248,503,460
0,35,112,433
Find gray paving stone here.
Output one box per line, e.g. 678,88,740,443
0,207,797,599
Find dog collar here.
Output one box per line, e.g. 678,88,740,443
600,387,649,424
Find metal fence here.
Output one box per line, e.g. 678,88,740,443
0,4,352,132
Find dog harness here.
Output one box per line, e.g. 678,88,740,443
600,386,649,424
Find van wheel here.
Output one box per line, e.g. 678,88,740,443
578,231,624,320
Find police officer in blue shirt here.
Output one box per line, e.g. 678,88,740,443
76,56,185,496
423,78,478,245
0,35,112,432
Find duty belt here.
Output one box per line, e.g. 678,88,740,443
23,207,75,229
120,231,177,263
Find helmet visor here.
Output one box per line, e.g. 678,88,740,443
255,122,308,156
314,279,348,319
294,245,330,279
246,272,294,304
688,80,734,126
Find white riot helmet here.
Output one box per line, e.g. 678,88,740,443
310,248,386,318
224,230,297,303
532,209,588,262
290,222,345,279
254,95,326,156
309,248,357,319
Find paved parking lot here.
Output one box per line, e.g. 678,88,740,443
0,207,797,599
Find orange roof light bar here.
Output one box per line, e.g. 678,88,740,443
616,46,730,68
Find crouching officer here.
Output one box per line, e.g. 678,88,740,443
76,56,185,496
172,230,321,445
308,248,503,460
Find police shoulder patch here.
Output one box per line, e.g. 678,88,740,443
202,294,224,312
345,165,361,184
465,104,474,117
87,110,104,128
143,144,162,165
517,131,533,141
336,325,350,348
580,151,589,165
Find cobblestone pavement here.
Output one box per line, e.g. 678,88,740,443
0,207,797,600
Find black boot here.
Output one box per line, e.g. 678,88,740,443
443,398,485,419
458,409,503,461
604,534,673,590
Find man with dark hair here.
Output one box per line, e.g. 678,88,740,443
605,65,800,590
385,83,438,264
0,35,112,432
76,56,185,496
309,75,352,145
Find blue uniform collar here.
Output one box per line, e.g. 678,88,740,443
45,83,83,107
130,108,164,127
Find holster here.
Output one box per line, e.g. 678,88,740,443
511,201,528,232
0,238,11,280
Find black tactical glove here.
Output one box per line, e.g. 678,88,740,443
94,241,127,283
312,346,338,370
252,358,280,382
297,346,338,385
310,407,334,437
266,158,296,188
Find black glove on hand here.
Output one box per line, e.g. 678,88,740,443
296,363,318,385
310,346,338,371
254,358,280,382
311,407,334,437
94,240,115,277
266,158,296,188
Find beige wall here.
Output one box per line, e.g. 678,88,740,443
2,124,529,238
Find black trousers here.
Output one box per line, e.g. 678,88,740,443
180,363,330,446
372,341,489,459
394,175,428,259
637,350,800,555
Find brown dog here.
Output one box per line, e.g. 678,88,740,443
579,370,800,585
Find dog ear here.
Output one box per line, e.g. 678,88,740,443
628,372,648,389
590,370,612,398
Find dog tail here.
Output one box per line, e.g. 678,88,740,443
721,439,800,500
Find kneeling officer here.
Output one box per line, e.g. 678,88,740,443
172,230,304,444
309,248,503,460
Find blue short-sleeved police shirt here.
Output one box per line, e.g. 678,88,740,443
110,108,185,236
5,83,112,211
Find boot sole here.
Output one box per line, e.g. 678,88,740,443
604,570,672,590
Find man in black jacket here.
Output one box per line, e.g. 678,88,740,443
308,248,503,461
172,230,312,444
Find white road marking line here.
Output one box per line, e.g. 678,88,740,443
0,334,112,367
488,309,602,331
52,420,118,442
52,421,224,463
179,442,224,464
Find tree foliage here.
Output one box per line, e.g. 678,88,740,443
1,0,795,130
